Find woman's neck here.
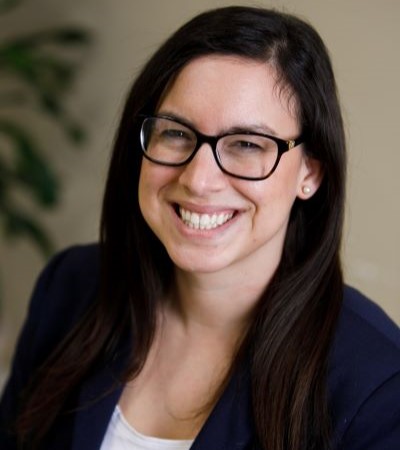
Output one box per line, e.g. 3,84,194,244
168,264,272,340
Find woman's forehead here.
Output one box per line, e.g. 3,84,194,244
157,55,300,137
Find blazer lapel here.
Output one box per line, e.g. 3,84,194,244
191,362,257,450
70,342,256,450
70,344,130,450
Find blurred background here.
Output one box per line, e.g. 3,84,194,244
0,0,399,386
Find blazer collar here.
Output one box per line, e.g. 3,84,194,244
192,363,257,449
71,343,257,450
71,359,125,449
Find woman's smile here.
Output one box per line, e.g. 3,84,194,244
177,205,235,230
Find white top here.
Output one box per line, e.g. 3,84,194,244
100,406,194,450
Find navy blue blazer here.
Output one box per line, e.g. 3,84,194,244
1,244,400,449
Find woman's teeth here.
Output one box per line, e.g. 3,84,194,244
179,207,234,230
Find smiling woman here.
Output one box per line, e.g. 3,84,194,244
1,6,400,450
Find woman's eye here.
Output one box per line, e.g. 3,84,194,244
161,129,190,140
229,140,264,152
238,140,260,149
156,126,195,150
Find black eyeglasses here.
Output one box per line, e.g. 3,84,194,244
139,115,304,181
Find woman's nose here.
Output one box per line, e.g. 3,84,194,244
178,144,228,195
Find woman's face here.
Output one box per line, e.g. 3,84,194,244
138,55,321,277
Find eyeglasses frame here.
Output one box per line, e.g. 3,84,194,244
139,114,304,181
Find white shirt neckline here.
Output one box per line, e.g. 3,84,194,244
100,405,194,450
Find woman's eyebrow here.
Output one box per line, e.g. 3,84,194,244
227,124,278,136
156,110,193,128
157,109,278,136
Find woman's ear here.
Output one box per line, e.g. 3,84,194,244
297,156,323,200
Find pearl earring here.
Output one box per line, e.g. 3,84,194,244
302,186,311,195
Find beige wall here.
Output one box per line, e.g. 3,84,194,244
1,0,399,375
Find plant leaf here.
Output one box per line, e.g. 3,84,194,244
0,121,59,207
0,0,23,14
0,28,91,52
0,203,54,257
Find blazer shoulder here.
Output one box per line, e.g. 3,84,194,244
342,285,400,349
4,241,100,373
38,243,100,294
0,244,101,448
329,286,400,446
332,285,400,388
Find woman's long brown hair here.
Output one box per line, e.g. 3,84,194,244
16,7,346,449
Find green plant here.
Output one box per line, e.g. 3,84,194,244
0,0,23,14
0,2,91,258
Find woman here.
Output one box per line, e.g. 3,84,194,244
1,6,399,450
